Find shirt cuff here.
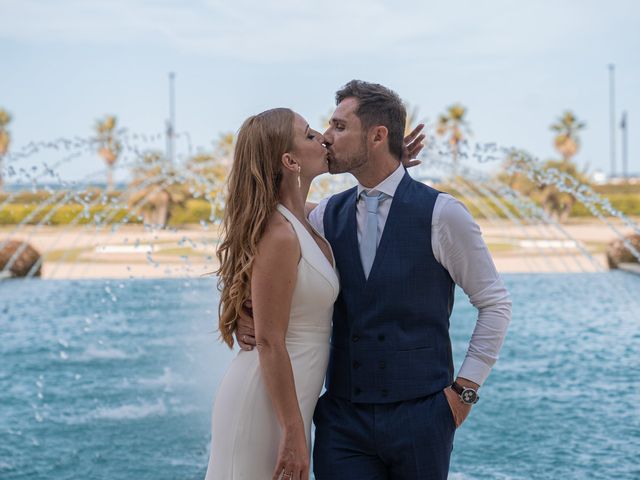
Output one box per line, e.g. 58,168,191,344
457,355,492,387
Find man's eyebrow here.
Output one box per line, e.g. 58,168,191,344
305,124,309,134
331,117,346,124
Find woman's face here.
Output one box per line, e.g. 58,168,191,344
290,113,328,178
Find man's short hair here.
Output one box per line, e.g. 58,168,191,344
336,80,406,160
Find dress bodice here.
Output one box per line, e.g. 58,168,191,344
275,204,339,343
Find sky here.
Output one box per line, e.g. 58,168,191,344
1,0,639,182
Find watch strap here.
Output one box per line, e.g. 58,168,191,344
450,381,465,396
450,381,479,404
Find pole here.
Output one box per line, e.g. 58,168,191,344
621,111,628,179
608,64,616,178
167,72,176,165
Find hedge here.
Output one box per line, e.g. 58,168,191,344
1,194,638,225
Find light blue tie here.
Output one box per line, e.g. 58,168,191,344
360,190,384,279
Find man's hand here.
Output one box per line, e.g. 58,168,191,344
235,300,257,350
402,123,426,168
443,377,479,428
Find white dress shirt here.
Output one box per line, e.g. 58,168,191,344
308,164,512,386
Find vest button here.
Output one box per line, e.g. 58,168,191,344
352,361,360,369
379,361,386,369
352,335,360,342
378,334,385,341
354,387,362,395
381,389,389,397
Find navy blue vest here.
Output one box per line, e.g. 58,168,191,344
323,172,455,404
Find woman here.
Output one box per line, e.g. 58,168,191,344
205,108,339,480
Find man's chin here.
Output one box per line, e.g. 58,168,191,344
328,160,347,175
328,164,346,175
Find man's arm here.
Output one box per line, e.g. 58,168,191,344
433,194,512,426
236,300,256,350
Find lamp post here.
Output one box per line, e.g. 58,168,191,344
621,111,628,180
166,72,176,165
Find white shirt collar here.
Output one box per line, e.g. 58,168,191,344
356,163,406,198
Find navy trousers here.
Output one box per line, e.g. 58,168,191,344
313,390,456,480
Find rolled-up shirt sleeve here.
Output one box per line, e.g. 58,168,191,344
432,194,512,386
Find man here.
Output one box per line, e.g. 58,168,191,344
237,80,511,479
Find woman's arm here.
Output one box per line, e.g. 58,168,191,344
252,218,309,479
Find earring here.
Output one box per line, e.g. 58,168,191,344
297,165,301,189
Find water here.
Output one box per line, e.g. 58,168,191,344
1,274,639,479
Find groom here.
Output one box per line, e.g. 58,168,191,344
237,80,511,479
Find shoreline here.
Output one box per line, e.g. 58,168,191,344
2,217,638,279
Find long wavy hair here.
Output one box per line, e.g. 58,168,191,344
216,108,295,348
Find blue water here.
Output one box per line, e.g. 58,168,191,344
1,273,639,479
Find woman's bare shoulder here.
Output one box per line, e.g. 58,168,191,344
254,212,300,266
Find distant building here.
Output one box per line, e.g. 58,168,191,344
607,174,640,185
591,170,608,185
590,170,640,185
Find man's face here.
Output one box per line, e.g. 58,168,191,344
323,97,368,174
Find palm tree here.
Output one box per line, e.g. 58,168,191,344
436,104,471,170
128,151,172,227
550,111,586,162
127,151,196,227
0,108,12,193
498,149,591,223
538,159,590,223
94,115,123,192
538,111,588,221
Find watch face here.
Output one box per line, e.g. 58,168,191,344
461,389,477,404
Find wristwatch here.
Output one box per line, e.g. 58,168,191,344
450,381,479,405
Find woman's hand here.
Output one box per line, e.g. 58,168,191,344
272,425,310,480
402,123,426,168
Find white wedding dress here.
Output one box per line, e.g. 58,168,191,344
205,204,339,480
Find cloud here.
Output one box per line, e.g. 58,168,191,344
0,0,437,61
0,0,631,63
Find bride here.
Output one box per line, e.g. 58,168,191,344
205,108,337,480
204,107,423,480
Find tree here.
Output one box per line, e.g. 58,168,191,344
94,115,123,192
128,151,178,227
436,104,471,169
186,132,235,196
187,152,227,187
537,159,590,223
215,132,235,166
550,111,586,162
0,108,12,192
498,149,591,223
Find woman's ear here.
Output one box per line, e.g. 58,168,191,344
281,152,299,173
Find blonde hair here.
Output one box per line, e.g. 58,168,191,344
216,108,295,348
